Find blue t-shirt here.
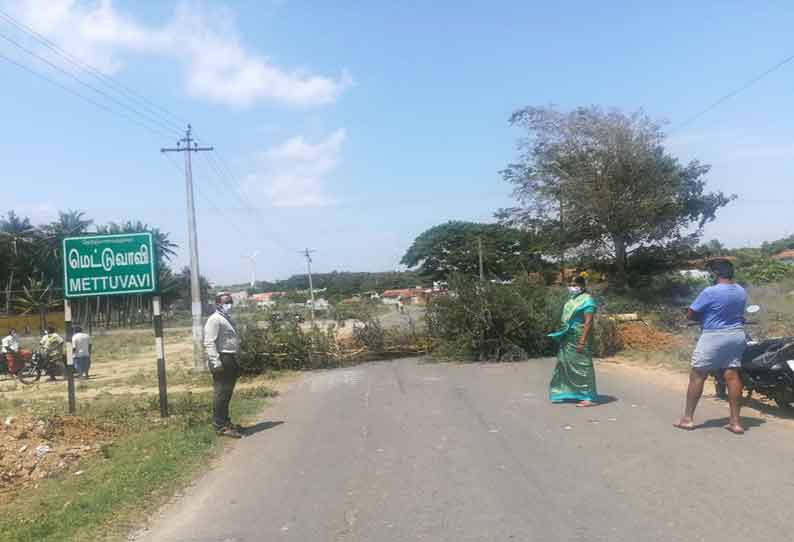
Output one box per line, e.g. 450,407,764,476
690,283,747,330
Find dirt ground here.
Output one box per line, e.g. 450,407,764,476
618,321,684,351
0,332,279,401
0,414,116,505
0,329,297,504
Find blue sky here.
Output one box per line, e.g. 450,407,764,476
0,1,792,283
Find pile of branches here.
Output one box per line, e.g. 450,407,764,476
238,319,430,373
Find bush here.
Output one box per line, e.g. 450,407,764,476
352,317,385,353
592,317,623,358
238,324,340,373
426,274,565,361
735,254,794,285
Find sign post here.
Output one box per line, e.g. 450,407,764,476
152,296,168,417
64,299,75,415
62,233,167,416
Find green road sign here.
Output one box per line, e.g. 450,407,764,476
62,233,158,298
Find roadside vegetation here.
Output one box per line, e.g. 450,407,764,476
0,326,282,542
0,386,276,542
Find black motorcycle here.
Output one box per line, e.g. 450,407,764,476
714,305,794,410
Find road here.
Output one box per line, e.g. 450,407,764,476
140,358,794,542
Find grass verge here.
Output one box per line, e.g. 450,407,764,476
0,385,277,542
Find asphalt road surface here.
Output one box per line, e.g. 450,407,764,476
140,358,794,542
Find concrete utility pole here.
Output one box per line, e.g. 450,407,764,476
161,125,213,369
299,248,316,325
244,250,260,288
478,236,485,282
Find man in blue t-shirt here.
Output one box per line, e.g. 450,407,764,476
675,259,747,434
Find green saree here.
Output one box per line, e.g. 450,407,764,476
548,293,598,403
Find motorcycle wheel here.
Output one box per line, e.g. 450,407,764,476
16,364,41,385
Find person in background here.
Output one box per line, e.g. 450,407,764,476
72,326,92,379
548,275,599,406
1,328,20,373
675,259,747,434
204,293,243,439
39,325,64,381
2,328,19,355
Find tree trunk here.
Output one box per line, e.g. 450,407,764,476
5,270,14,315
611,235,628,291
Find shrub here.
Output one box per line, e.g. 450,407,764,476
238,324,340,373
426,274,565,361
592,317,623,358
735,254,794,285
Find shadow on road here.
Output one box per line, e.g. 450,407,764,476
744,396,794,421
696,416,766,432
597,394,618,405
243,420,285,436
712,394,794,422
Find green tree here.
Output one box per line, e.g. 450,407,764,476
15,277,61,331
400,221,542,281
498,106,734,289
38,210,94,287
96,221,177,265
0,211,37,313
761,234,794,257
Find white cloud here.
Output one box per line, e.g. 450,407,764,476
4,0,351,108
241,129,346,208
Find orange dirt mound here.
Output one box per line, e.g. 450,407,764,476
618,322,683,351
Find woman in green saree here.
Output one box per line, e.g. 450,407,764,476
548,275,599,406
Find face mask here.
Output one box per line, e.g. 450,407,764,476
222,303,233,312
568,286,582,296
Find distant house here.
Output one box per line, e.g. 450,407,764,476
250,291,285,308
772,250,794,265
381,288,427,305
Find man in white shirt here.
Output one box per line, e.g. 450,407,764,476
2,328,20,373
72,326,92,379
204,293,242,438
1,328,19,354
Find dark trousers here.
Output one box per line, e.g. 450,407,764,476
212,354,240,430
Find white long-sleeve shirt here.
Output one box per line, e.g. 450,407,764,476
1,334,19,353
203,310,239,369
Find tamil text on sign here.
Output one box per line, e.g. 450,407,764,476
62,233,158,298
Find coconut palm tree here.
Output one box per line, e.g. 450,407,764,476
0,211,37,314
15,277,61,331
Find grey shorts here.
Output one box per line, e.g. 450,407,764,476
691,328,746,371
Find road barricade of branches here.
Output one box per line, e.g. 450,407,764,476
238,318,433,373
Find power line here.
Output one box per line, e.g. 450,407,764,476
0,9,294,279
0,29,181,139
171,154,252,239
671,52,794,134
0,50,177,138
195,150,295,256
0,9,187,131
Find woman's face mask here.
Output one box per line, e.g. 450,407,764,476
222,303,233,312
568,286,582,296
